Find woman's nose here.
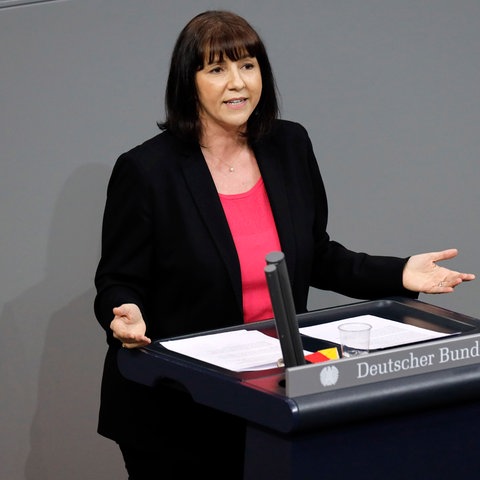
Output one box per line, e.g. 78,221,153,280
227,66,245,89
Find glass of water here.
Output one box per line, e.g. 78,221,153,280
338,322,372,357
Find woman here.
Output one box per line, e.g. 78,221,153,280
94,10,474,479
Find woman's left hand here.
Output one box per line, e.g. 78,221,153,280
403,248,475,294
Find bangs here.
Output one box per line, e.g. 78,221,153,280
200,28,261,66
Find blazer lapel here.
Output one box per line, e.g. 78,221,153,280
179,147,243,308
255,140,297,281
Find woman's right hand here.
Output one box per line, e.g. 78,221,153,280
110,303,152,349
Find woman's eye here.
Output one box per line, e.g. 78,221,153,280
243,63,255,70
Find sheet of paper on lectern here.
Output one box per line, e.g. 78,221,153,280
159,329,296,371
300,315,457,350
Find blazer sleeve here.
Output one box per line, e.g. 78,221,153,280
94,151,153,334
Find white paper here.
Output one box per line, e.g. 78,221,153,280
159,316,457,371
159,329,289,371
300,315,456,350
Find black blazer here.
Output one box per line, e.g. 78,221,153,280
94,120,414,447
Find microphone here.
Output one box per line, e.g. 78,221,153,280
265,251,306,367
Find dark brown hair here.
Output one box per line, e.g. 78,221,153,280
159,10,279,144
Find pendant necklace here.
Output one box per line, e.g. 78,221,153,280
202,147,237,174
215,156,235,173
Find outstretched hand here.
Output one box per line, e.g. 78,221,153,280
403,248,475,294
110,303,152,349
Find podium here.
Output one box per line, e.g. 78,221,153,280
118,298,480,479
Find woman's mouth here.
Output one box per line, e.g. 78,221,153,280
224,98,247,105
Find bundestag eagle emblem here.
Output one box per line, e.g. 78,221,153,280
319,365,339,386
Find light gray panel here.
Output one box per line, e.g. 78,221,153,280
1,0,479,478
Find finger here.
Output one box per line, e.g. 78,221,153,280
432,248,458,263
432,282,454,294
113,305,128,317
434,275,464,292
437,279,455,289
121,338,151,349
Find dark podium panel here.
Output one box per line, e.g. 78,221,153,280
118,298,480,479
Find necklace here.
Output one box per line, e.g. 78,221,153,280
213,158,236,174
201,147,237,174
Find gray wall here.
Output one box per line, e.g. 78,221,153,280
1,0,478,478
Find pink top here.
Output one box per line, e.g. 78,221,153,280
219,178,281,323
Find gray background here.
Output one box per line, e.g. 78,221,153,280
1,0,478,478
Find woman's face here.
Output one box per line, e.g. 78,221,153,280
195,54,262,135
